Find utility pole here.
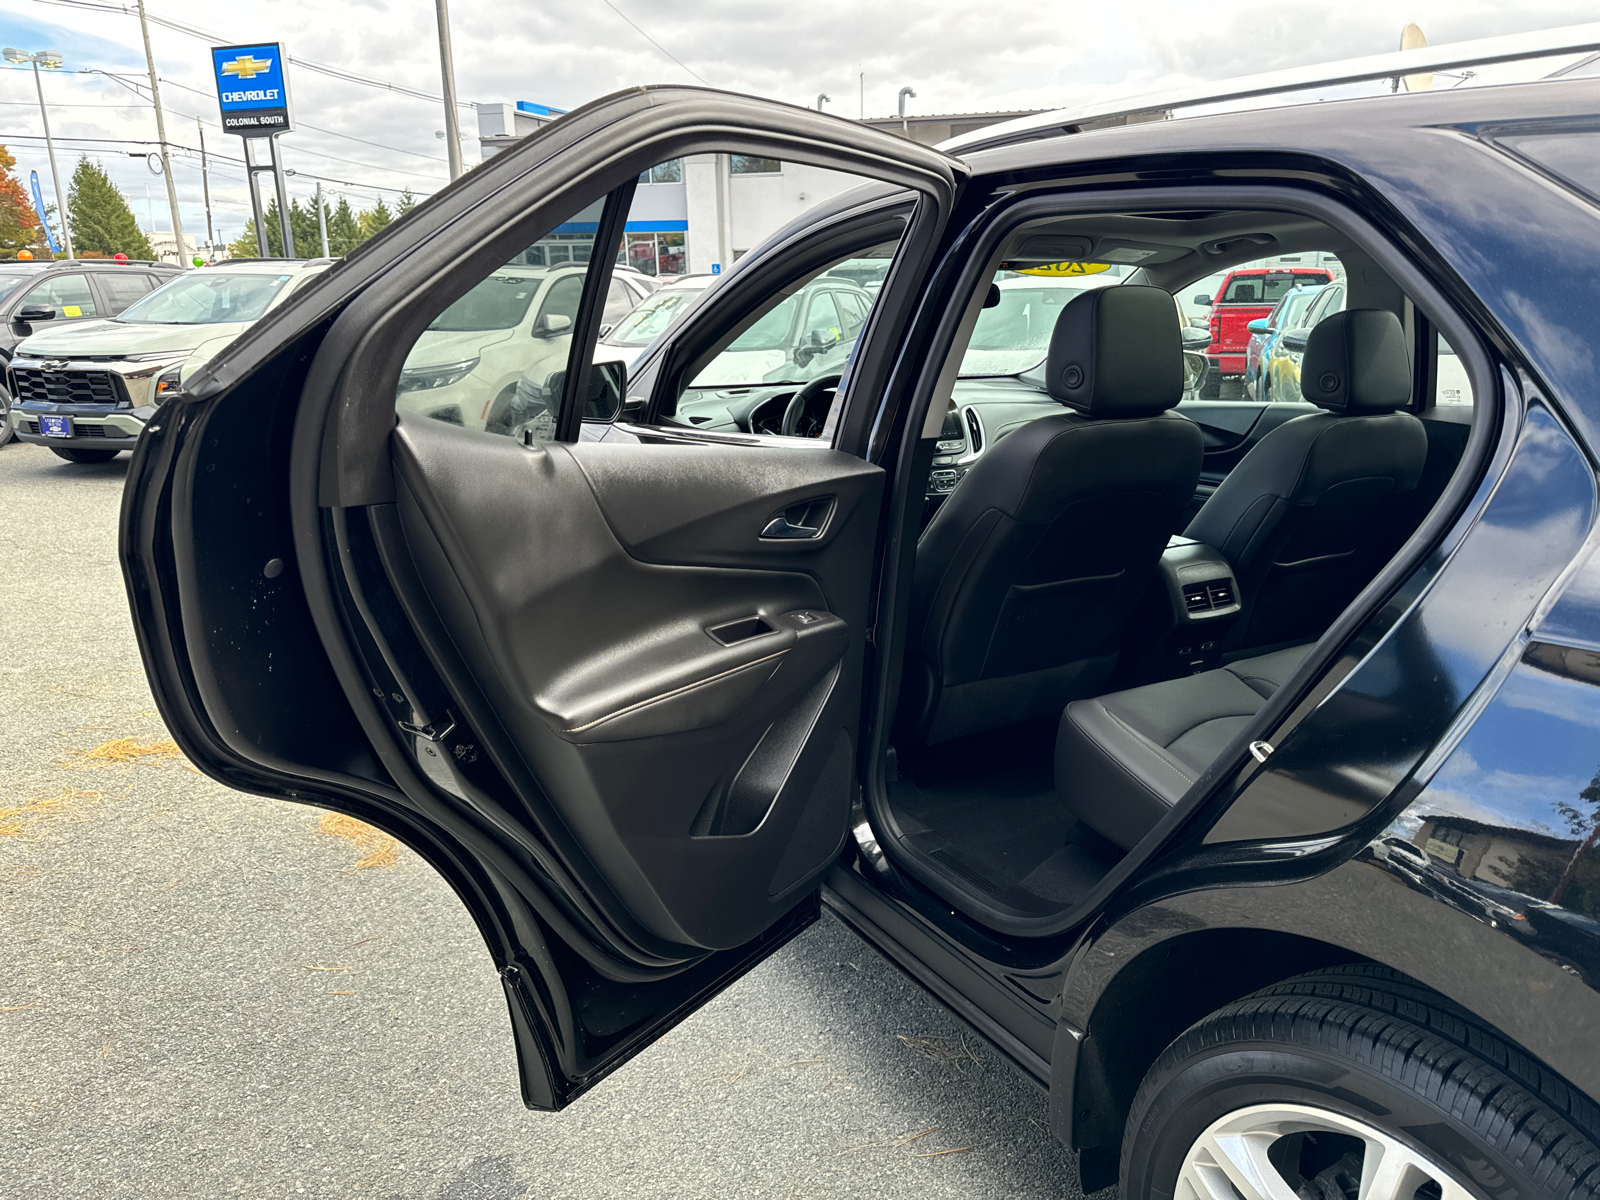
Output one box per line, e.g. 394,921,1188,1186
196,118,215,261
136,0,188,268
859,71,864,119
816,93,830,112
433,0,464,179
315,181,329,257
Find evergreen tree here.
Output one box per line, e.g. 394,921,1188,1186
396,188,417,215
288,199,328,256
326,196,361,256
226,218,260,259
66,157,153,260
358,199,393,240
0,144,41,255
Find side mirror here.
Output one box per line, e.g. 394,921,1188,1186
1183,351,1208,394
793,344,815,368
1181,326,1211,350
1192,294,1211,307
1246,318,1270,334
598,323,613,339
15,304,56,324
983,283,1001,309
532,312,573,339
585,359,626,422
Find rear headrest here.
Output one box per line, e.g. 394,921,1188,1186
1300,309,1412,414
1045,285,1184,418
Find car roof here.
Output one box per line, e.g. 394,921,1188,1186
195,258,335,274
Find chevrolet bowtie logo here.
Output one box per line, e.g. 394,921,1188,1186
221,54,273,80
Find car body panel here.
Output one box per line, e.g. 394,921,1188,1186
119,70,1600,1167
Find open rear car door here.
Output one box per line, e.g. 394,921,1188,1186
121,88,960,1109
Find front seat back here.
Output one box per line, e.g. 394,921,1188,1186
1185,308,1428,654
901,286,1204,746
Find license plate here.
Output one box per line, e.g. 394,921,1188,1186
38,415,72,437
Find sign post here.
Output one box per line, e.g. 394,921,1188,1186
211,43,296,258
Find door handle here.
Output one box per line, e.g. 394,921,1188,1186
760,496,833,540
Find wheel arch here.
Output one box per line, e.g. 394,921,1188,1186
1054,925,1364,1188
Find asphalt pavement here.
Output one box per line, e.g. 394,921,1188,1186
0,440,1104,1199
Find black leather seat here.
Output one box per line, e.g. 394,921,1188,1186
900,286,1204,746
1186,309,1428,655
1055,643,1310,849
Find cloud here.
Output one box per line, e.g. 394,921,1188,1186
0,0,1594,240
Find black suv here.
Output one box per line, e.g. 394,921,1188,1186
121,72,1600,1198
0,257,178,446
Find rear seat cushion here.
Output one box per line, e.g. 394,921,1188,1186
1055,644,1311,850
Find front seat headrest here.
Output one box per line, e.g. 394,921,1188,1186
1046,285,1184,418
1301,309,1412,413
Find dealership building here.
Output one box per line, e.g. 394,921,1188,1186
477,101,1044,278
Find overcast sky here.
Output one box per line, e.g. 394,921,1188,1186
0,0,1595,247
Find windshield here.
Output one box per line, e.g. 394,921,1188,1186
607,285,705,347
958,280,1099,377
728,294,798,351
0,271,39,306
428,272,546,332
118,273,294,324
1275,286,1322,331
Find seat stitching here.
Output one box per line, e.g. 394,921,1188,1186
1096,707,1202,787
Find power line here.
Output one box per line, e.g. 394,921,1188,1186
26,0,478,109
600,1,708,84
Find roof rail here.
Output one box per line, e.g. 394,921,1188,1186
941,22,1600,156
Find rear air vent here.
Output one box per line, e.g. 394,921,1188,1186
1182,577,1237,614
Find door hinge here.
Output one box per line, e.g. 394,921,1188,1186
1248,739,1274,763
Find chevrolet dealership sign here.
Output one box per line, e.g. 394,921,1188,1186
211,43,293,137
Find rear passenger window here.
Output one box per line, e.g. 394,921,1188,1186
97,272,153,315
1434,334,1471,406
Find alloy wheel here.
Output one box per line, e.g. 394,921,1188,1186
1178,1102,1473,1200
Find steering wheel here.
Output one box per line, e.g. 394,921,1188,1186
781,373,842,439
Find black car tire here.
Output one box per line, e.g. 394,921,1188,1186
1121,964,1600,1199
0,383,12,447
50,447,122,464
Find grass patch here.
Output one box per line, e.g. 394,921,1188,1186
75,737,183,765
317,812,398,870
0,787,106,838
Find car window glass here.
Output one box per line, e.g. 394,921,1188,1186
23,273,97,318
394,195,617,442
0,270,39,307
602,278,636,327
959,271,1123,379
803,292,842,346
97,272,154,315
607,286,703,348
1434,333,1471,407
835,290,867,336
118,273,289,324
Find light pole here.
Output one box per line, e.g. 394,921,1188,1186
134,1,188,268
816,93,830,112
3,48,73,259
434,0,464,179
898,86,916,135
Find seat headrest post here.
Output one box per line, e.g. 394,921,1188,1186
1046,285,1185,418
1300,309,1412,414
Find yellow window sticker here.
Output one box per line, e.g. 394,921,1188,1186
1014,262,1111,278
62,305,82,317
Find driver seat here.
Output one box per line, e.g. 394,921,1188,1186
898,286,1204,746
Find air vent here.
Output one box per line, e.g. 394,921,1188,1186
963,406,984,454
1182,583,1211,612
1207,579,1235,608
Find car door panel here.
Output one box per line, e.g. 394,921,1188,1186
389,417,882,949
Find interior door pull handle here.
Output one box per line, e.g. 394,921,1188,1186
761,515,821,539
761,496,833,540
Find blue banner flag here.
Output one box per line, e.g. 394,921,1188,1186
29,171,60,253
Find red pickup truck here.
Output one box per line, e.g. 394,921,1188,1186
1195,266,1335,392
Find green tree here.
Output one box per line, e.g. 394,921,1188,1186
66,157,153,259
226,218,260,259
357,199,393,240
396,188,417,215
288,199,324,256
326,196,361,256
0,144,41,255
